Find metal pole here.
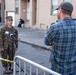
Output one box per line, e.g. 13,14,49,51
13,61,16,75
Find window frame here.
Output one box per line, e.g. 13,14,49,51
15,0,19,14
64,0,72,3
51,0,58,15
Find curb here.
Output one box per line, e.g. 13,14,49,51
19,39,51,51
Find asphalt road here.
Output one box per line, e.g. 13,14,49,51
0,42,51,75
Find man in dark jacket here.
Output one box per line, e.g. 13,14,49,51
0,16,18,73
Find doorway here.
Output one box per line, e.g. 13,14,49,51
7,12,15,26
26,0,30,21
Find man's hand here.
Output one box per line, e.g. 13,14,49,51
49,42,53,46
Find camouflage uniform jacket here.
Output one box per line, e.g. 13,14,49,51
0,26,18,49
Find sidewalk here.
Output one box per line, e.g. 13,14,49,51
16,27,52,50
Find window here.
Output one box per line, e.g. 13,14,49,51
15,8,19,14
15,0,19,14
64,0,72,3
51,0,58,15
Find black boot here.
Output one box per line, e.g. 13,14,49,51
9,63,13,72
9,67,13,72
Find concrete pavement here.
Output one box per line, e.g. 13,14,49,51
17,27,52,50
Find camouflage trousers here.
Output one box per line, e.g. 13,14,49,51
1,46,15,68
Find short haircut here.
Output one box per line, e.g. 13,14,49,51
6,16,13,21
62,8,72,16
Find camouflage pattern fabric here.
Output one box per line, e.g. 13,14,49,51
0,26,18,68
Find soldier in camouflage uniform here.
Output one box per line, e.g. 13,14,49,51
0,16,18,73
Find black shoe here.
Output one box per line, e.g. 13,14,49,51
9,62,13,71
9,67,13,72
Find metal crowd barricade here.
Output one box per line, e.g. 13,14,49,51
13,55,61,75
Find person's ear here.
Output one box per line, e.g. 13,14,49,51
59,7,63,14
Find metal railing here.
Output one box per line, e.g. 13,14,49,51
13,55,61,75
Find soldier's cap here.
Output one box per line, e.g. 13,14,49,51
56,2,73,13
6,16,13,21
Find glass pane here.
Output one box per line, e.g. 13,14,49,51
52,0,58,5
52,5,58,14
53,10,57,14
15,0,19,7
51,0,58,15
15,7,19,14
52,6,57,12
64,0,72,3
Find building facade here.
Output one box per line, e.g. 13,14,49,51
0,0,1,22
0,0,5,23
2,0,76,29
